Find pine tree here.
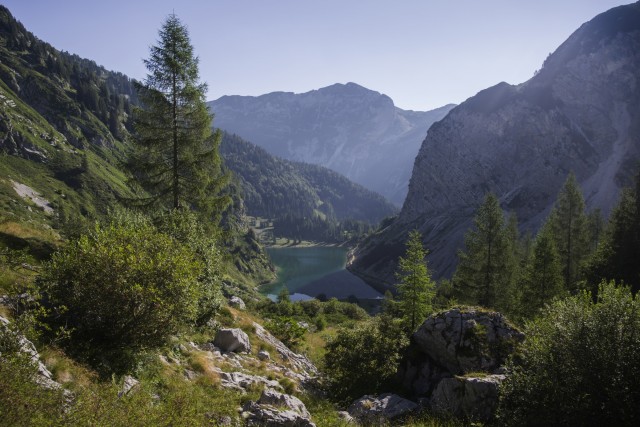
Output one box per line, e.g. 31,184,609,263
395,230,435,332
586,173,640,293
129,14,230,221
546,173,589,292
521,223,564,316
454,193,513,309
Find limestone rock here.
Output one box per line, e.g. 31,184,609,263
213,328,251,353
253,322,317,379
242,388,315,427
258,388,310,418
348,393,418,423
412,308,524,375
219,371,281,392
118,375,140,397
430,374,505,421
229,296,246,310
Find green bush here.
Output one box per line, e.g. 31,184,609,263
265,316,306,349
39,214,203,372
324,314,409,402
497,281,640,426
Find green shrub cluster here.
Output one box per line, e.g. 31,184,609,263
498,281,640,426
38,211,221,373
323,314,409,403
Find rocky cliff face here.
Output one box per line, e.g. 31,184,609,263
350,2,640,288
209,83,454,205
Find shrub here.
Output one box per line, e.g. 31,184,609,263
497,281,640,426
39,214,202,372
324,314,408,402
265,316,306,349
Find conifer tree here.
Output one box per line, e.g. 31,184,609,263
129,14,230,221
546,173,589,292
521,223,564,316
395,230,435,332
454,193,513,309
586,173,640,293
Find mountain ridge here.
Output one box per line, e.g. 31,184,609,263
208,83,455,205
350,1,640,290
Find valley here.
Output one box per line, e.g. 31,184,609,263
1,2,640,426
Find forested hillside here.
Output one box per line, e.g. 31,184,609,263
220,132,397,241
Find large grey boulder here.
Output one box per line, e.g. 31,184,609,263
430,374,505,421
412,308,523,375
348,393,418,423
229,296,246,310
242,388,315,426
213,328,251,353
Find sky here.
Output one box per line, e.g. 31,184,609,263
2,0,633,111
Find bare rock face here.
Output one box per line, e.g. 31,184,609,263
430,374,505,420
213,328,251,353
347,393,418,424
242,388,316,427
396,308,523,422
412,308,524,375
350,2,640,285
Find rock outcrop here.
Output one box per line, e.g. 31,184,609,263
350,2,640,287
347,393,418,424
242,388,316,427
397,308,523,421
430,374,504,421
0,315,69,394
213,328,251,353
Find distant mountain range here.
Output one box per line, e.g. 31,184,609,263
208,84,454,205
350,1,640,290
0,5,393,250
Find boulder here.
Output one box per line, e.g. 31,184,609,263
242,388,315,426
348,393,418,423
219,371,281,392
118,375,140,397
229,296,246,310
213,328,251,353
430,374,505,421
258,388,310,418
412,308,524,375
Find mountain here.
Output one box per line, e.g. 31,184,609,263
0,4,137,251
220,132,397,231
208,83,454,205
350,1,640,290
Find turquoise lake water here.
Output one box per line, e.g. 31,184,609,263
262,246,382,301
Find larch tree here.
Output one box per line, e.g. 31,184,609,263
129,14,230,221
546,173,589,292
395,229,435,333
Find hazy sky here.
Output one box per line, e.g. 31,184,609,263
3,0,633,111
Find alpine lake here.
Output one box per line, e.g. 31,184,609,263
261,246,383,307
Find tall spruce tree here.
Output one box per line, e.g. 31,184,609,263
521,223,564,316
129,14,230,221
586,173,640,293
454,193,514,310
546,173,589,292
395,230,435,332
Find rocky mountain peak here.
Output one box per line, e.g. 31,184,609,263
209,83,454,205
350,1,640,287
